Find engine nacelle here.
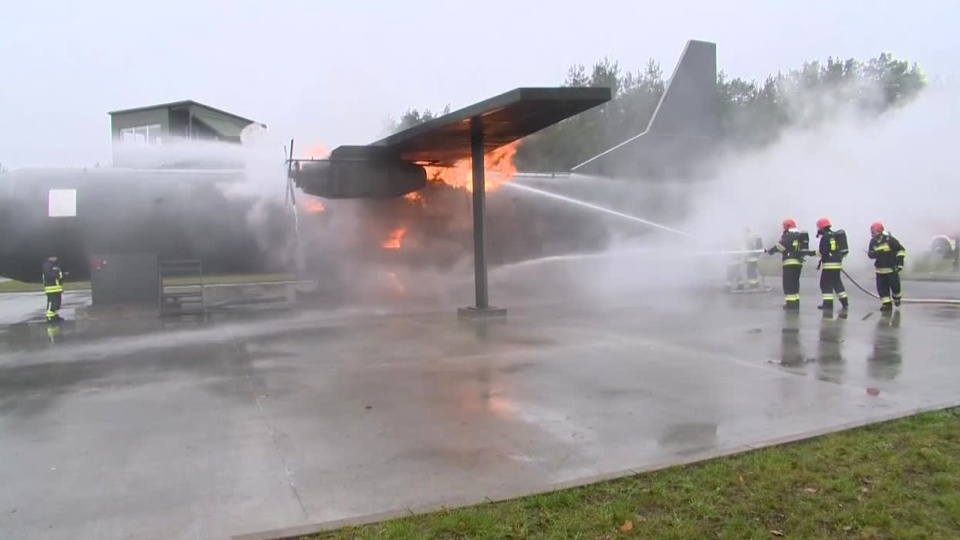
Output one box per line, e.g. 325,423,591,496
929,235,957,259
291,145,427,199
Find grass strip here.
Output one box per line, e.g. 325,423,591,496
303,408,960,540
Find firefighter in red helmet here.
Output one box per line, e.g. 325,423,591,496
766,218,812,310
868,221,906,311
815,217,850,310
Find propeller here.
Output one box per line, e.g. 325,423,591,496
284,138,297,207
283,138,306,274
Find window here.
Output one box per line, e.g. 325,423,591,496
48,189,77,218
118,123,163,146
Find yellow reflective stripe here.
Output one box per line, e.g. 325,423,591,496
44,286,63,293
881,297,892,303
822,263,842,269
875,268,895,274
896,250,906,257
874,244,890,252
785,294,800,301
783,259,802,266
838,292,849,298
775,243,786,252
823,294,835,301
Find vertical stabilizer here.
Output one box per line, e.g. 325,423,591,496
572,40,720,180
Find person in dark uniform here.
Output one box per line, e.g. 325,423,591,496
42,255,65,323
815,217,849,311
867,222,906,312
766,218,811,310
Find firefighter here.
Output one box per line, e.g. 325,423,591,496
766,218,812,310
815,217,849,310
41,255,65,323
867,222,906,311
743,227,764,290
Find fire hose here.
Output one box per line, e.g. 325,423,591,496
733,250,960,306
839,269,960,305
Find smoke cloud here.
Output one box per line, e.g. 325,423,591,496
682,79,960,275
477,74,960,307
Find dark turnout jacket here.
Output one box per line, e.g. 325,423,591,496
868,232,906,273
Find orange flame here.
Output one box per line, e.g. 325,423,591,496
303,198,325,213
424,141,519,192
304,143,330,159
403,192,425,206
381,227,407,249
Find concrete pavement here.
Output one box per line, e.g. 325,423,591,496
1,269,960,540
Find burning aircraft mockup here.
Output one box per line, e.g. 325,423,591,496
0,39,720,285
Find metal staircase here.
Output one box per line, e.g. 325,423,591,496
158,260,205,316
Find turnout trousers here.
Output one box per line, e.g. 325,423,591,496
875,271,902,309
782,264,802,308
46,292,62,321
819,269,848,307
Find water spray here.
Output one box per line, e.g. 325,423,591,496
504,182,695,239
505,181,960,306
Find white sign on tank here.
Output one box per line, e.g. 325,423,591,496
48,189,77,217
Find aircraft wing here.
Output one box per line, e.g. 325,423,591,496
292,86,610,199
371,87,612,166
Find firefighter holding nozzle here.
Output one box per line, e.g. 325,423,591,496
764,218,814,310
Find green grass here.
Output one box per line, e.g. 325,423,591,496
0,273,297,294
303,408,960,540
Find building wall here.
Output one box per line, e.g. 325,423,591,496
111,109,170,143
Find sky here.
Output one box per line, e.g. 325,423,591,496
2,0,958,169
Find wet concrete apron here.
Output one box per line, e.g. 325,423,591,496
1,276,959,539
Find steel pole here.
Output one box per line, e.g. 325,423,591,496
458,117,505,319
470,116,489,309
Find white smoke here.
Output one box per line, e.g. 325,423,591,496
487,75,959,300
681,79,960,275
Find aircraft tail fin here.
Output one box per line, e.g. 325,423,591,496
571,40,720,178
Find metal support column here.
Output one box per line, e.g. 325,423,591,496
458,116,507,320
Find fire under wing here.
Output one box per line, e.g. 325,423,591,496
289,87,611,199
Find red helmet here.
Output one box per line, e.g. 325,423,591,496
870,221,885,234
816,218,831,230
782,218,796,230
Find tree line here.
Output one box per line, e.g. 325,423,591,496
384,51,925,173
